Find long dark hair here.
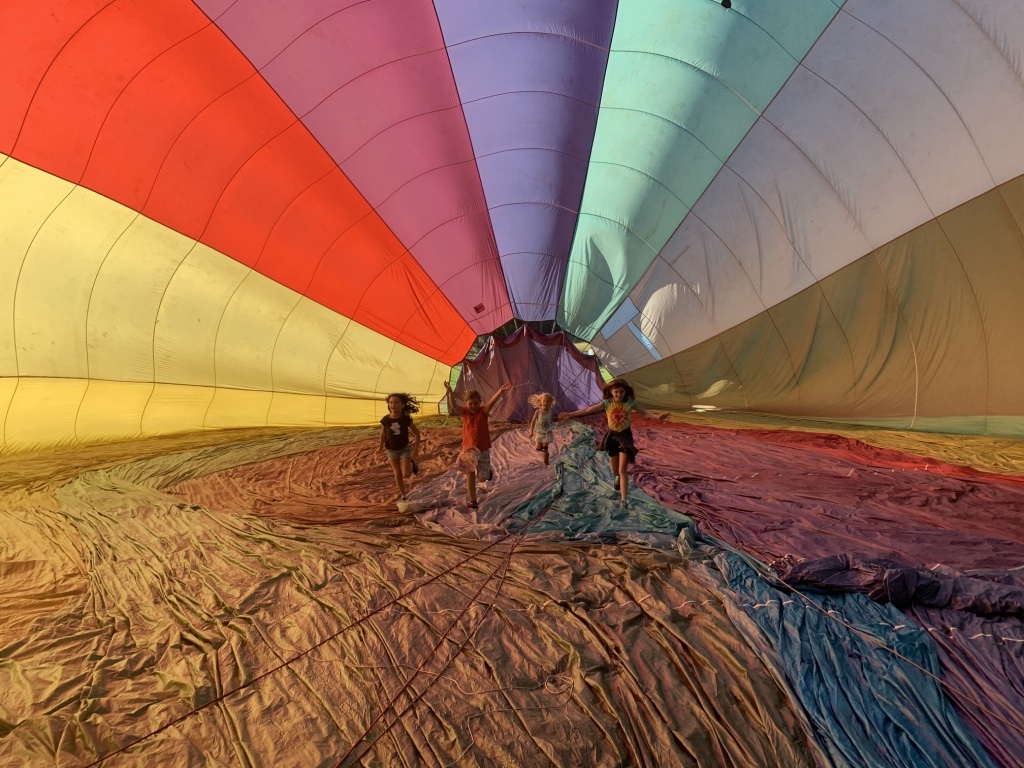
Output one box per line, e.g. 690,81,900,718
601,378,635,401
386,393,420,415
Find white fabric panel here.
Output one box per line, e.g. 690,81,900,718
801,8,996,216
606,0,1024,364
760,68,933,254
595,325,658,377
847,0,1024,187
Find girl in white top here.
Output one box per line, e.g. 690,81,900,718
527,392,556,465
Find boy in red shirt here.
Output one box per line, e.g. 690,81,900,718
444,381,511,508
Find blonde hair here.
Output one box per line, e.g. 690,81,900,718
528,392,555,409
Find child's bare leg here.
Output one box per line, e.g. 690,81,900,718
389,458,407,498
467,471,477,505
541,443,549,465
618,460,629,501
401,456,413,479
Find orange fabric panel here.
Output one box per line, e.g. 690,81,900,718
0,0,473,364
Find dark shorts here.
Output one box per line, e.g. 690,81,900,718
598,428,637,462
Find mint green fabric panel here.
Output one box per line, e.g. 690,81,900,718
560,0,844,340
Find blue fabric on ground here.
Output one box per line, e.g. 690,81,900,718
509,423,694,548
711,551,997,768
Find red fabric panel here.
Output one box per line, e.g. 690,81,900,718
632,421,1024,571
0,0,474,364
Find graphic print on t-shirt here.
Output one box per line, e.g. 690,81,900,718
604,400,635,431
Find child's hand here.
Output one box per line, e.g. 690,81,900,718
556,412,570,422
499,382,512,392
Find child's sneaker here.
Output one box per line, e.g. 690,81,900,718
467,500,479,509
614,477,621,492
411,459,419,475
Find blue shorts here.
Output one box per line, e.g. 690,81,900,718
386,446,413,461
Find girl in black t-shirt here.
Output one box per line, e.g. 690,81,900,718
378,393,421,501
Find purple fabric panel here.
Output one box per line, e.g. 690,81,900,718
476,144,587,320
476,149,588,208
456,328,604,422
500,251,565,322
435,0,616,48
434,0,616,321
631,423,1024,571
906,603,1024,768
197,0,512,330
491,202,578,256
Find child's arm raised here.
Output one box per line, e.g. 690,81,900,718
444,381,462,416
483,382,512,415
556,402,604,421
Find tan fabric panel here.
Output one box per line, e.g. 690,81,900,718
940,178,1024,418
629,181,1024,434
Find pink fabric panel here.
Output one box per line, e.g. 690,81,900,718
198,0,512,333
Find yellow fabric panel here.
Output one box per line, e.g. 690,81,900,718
215,272,300,392
325,325,440,402
0,378,453,455
324,394,379,426
205,387,274,429
75,380,156,444
272,298,351,395
12,182,135,379
154,243,250,387
0,158,72,375
266,392,330,427
88,217,194,383
3,378,89,453
141,383,216,436
0,377,15,453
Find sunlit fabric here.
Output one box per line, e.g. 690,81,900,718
2,2,1024,767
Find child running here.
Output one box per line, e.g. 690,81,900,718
377,393,421,501
527,392,556,465
445,380,512,508
557,378,651,506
